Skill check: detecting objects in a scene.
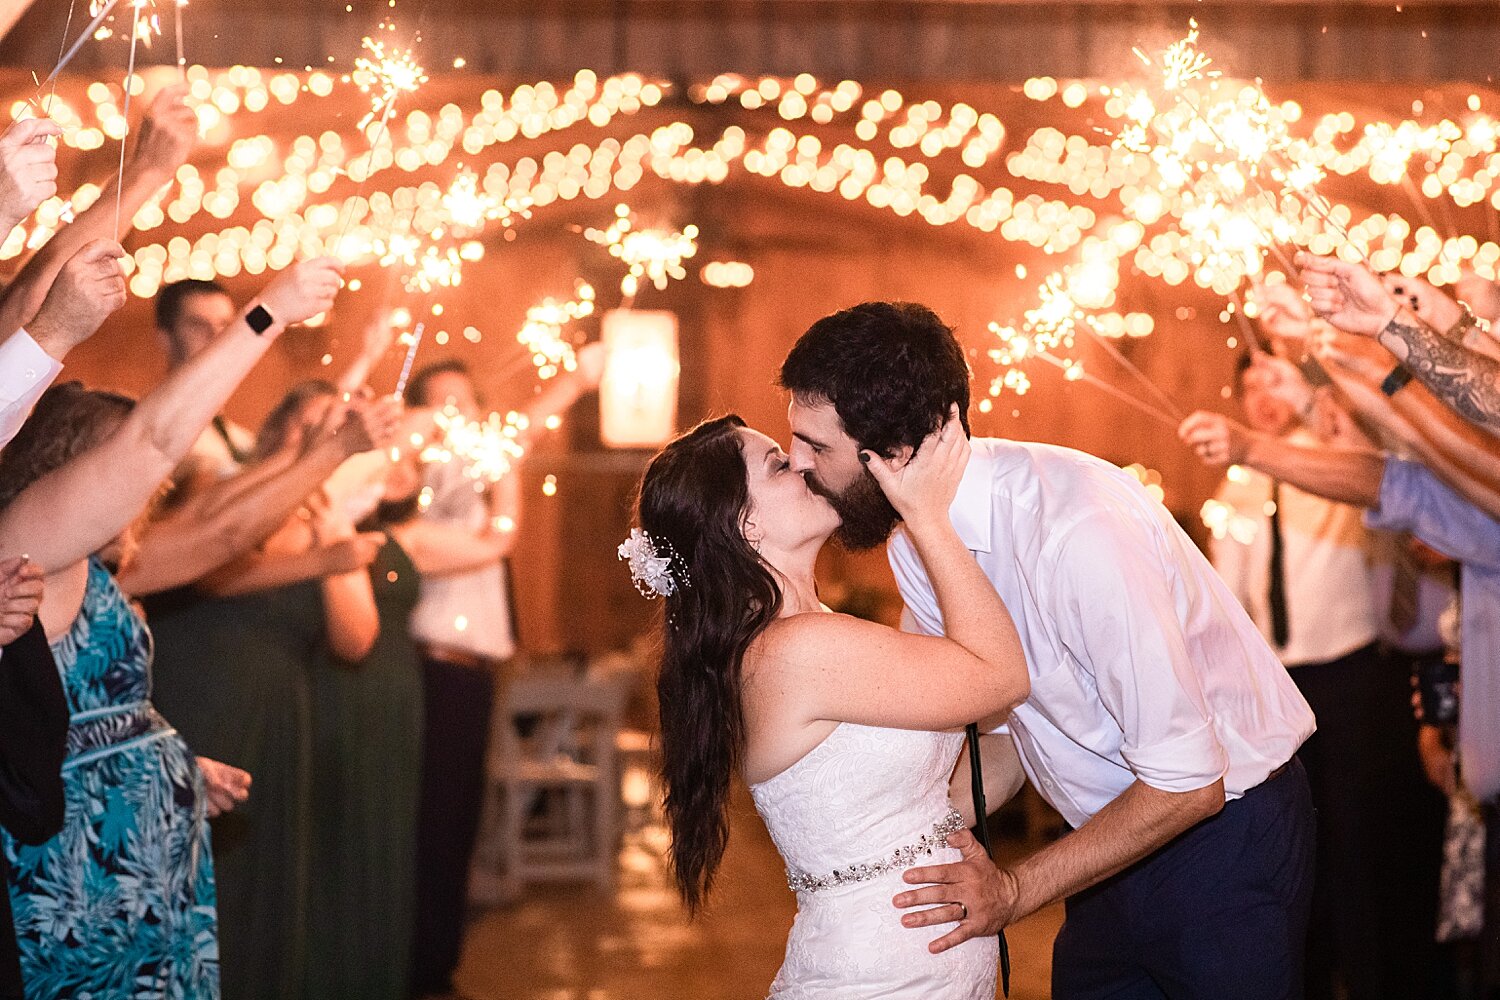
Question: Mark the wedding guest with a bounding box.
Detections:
[148,380,387,1000]
[0,255,340,998]
[306,447,427,1000]
[403,351,601,997]
[1201,351,1445,999]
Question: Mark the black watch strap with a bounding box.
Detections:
[1380,366,1413,397]
[245,304,275,335]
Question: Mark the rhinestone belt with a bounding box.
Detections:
[784,809,967,893]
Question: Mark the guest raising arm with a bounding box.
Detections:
[0,118,60,238]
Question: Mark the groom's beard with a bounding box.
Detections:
[805,469,902,551]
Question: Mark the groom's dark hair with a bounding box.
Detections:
[779,301,971,456]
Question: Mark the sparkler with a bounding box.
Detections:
[515,281,595,379]
[585,204,699,302]
[113,0,145,238]
[394,322,425,399]
[420,406,527,485]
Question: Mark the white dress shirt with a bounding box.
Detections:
[1207,431,1381,666]
[889,438,1315,829]
[408,457,516,662]
[0,330,62,451]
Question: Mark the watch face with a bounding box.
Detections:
[247,305,273,333]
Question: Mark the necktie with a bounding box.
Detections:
[1268,481,1290,648]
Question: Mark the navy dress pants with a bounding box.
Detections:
[1053,759,1316,1000]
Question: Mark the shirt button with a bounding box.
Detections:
[24,368,36,380]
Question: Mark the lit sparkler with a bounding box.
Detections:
[516,281,595,379]
[352,32,428,132]
[585,204,699,299]
[420,406,527,484]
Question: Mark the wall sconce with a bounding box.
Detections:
[600,308,680,448]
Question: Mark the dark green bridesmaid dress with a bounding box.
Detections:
[145,577,326,1000]
[305,537,424,1000]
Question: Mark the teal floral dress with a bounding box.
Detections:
[1,559,219,999]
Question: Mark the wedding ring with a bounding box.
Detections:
[955,901,968,922]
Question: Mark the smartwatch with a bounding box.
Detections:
[1380,366,1413,397]
[245,304,275,335]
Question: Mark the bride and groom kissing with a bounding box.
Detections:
[621,301,1316,1000]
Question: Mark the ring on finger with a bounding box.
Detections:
[955,901,968,922]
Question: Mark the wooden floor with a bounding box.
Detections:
[454,789,1064,1000]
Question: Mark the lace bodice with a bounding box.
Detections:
[747,723,997,1000]
[750,723,965,878]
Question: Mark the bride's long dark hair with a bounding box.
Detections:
[637,415,783,913]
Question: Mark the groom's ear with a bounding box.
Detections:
[886,443,916,470]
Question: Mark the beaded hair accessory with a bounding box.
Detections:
[617,527,689,599]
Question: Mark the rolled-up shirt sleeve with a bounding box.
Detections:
[0,330,63,450]
[1050,510,1229,794]
[887,528,944,637]
[1367,458,1500,572]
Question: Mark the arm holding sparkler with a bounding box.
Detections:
[0,86,196,341]
[0,256,343,571]
[305,488,380,663]
[198,532,384,598]
[1299,253,1500,434]
[1177,410,1385,509]
[1315,337,1500,522]
[509,341,606,451]
[0,118,61,237]
[338,309,400,396]
[120,397,401,596]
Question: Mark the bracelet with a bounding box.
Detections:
[1380,366,1413,397]
[1447,300,1492,346]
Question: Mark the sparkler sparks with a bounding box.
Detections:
[420,406,527,484]
[585,204,699,298]
[516,282,595,379]
[352,32,427,131]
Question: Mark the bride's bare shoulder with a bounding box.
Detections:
[748,611,885,673]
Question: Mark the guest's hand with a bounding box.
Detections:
[1296,253,1401,339]
[26,239,127,358]
[253,257,345,329]
[1178,411,1251,467]
[0,118,61,233]
[323,532,385,575]
[1311,327,1392,384]
[340,394,404,456]
[195,757,251,818]
[576,341,607,389]
[862,405,969,526]
[894,828,1020,954]
[1417,726,1456,798]
[128,85,198,181]
[0,556,43,646]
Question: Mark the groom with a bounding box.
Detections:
[781,301,1317,999]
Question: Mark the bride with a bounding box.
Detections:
[623,407,1029,998]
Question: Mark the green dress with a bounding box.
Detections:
[305,538,424,1000]
[146,578,324,1000]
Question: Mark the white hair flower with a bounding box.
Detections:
[617,527,686,599]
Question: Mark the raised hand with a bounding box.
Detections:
[129,84,198,180]
[1296,252,1401,338]
[0,118,61,233]
[26,239,127,357]
[336,394,404,457]
[0,555,43,646]
[194,757,251,817]
[576,341,607,389]
[1178,410,1251,467]
[323,531,385,575]
[254,257,345,328]
[861,405,970,525]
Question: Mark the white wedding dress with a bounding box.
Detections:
[749,723,999,999]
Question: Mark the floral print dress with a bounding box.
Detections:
[1,558,218,999]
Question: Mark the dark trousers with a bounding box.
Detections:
[409,656,498,997]
[1053,758,1316,1000]
[1292,644,1448,1000]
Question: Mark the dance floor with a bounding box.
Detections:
[454,788,1064,1000]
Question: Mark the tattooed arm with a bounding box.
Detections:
[1297,252,1500,432]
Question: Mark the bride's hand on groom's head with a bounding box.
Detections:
[861,405,969,525]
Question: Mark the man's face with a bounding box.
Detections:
[161,291,236,366]
[1238,359,1302,436]
[786,396,901,550]
[424,371,481,420]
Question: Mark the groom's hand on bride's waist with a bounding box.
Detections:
[893,828,1019,954]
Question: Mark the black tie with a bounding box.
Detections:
[1268,481,1290,648]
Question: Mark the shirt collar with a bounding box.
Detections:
[948,442,993,554]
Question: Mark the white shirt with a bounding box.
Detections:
[0,330,62,451]
[889,438,1315,829]
[1207,431,1381,666]
[408,458,516,661]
